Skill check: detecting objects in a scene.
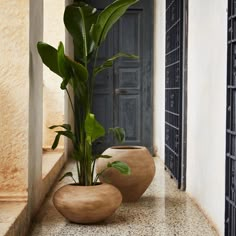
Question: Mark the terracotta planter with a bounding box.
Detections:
[53,183,122,224]
[96,146,155,202]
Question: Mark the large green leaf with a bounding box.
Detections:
[85,113,105,144]
[57,42,71,89]
[64,2,98,63]
[37,42,61,77]
[92,0,139,46]
[58,42,89,90]
[107,161,131,175]
[37,42,88,92]
[95,52,139,76]
[66,55,88,84]
[109,127,125,143]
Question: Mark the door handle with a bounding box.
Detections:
[115,88,128,95]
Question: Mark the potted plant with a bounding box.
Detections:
[37,0,139,224]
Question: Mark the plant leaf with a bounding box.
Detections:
[59,172,74,182]
[64,2,98,63]
[95,52,139,76]
[56,131,76,143]
[85,113,105,144]
[92,0,139,46]
[109,127,125,143]
[107,161,131,175]
[66,55,88,84]
[37,42,61,77]
[37,41,88,92]
[51,130,76,150]
[49,124,71,131]
[51,133,60,150]
[94,154,112,160]
[58,41,89,90]
[57,42,71,89]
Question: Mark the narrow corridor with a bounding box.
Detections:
[29,158,218,236]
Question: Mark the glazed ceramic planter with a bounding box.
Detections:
[96,146,155,202]
[53,183,122,224]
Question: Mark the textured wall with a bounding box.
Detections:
[0,0,29,199]
[43,0,65,149]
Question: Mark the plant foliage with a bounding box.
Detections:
[37,0,139,186]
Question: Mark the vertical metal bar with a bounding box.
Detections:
[181,0,188,191]
[165,0,185,189]
[226,0,236,235]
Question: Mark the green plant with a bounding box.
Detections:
[37,0,139,186]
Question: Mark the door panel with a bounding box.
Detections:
[118,68,140,89]
[118,11,141,56]
[92,30,114,150]
[118,95,141,143]
[114,9,143,147]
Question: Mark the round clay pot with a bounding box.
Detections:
[53,183,122,224]
[96,146,155,202]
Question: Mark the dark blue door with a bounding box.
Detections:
[89,0,154,152]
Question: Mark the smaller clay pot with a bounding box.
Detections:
[96,146,155,202]
[53,183,122,224]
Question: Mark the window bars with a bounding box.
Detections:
[165,0,183,189]
[225,1,236,235]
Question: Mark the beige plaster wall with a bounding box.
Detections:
[43,0,65,149]
[0,0,29,200]
[0,1,68,234]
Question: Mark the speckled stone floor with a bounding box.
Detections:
[29,158,219,236]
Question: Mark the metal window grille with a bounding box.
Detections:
[165,0,183,188]
[225,1,236,235]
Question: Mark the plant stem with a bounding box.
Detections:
[66,88,75,116]
[66,87,82,184]
[76,160,80,183]
[91,158,96,182]
[71,175,77,184]
[90,48,99,107]
[93,167,108,185]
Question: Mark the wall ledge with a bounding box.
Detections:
[0,195,27,202]
[0,202,27,236]
[0,151,67,236]
[42,151,64,179]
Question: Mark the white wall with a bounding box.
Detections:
[154,0,227,234]
[187,0,227,235]
[154,0,165,160]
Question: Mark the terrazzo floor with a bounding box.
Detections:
[29,157,219,236]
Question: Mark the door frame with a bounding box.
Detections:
[86,0,154,153]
